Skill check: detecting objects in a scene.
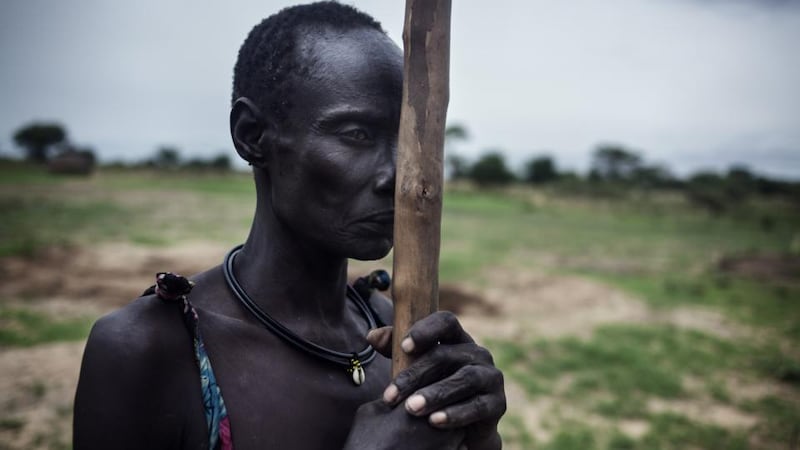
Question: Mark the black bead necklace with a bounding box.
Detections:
[222,244,377,385]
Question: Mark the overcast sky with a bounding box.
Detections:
[1,0,799,178]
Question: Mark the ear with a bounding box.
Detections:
[230,97,276,168]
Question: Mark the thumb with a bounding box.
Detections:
[366,326,393,357]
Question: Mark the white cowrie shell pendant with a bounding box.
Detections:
[352,366,366,385]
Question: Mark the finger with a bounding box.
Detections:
[403,365,502,417]
[403,311,474,355]
[427,392,507,429]
[366,326,393,357]
[388,344,494,404]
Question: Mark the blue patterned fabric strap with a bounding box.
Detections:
[153,272,233,450]
[181,297,233,450]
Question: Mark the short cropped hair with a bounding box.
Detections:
[232,1,384,122]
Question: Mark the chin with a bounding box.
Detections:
[349,238,393,261]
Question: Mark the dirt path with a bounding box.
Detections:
[0,244,774,449]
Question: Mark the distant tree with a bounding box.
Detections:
[523,155,558,184]
[469,151,515,186]
[446,154,470,180]
[686,171,727,214]
[444,123,470,180]
[630,164,675,189]
[590,145,641,181]
[184,158,210,169]
[754,176,796,197]
[184,153,232,170]
[725,165,756,198]
[12,122,67,163]
[210,154,232,170]
[445,123,469,142]
[153,146,181,169]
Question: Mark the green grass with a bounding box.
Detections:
[0,160,65,185]
[522,416,750,450]
[541,426,597,450]
[489,324,750,419]
[440,186,799,447]
[440,190,534,280]
[638,413,749,450]
[2,162,799,448]
[0,163,255,256]
[596,274,800,341]
[0,307,93,347]
[489,322,800,448]
[742,396,800,446]
[0,196,130,257]
[440,185,798,284]
[0,417,26,432]
[99,168,256,195]
[499,415,536,448]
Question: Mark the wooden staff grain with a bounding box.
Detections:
[392,0,452,377]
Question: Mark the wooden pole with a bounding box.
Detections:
[392,0,452,377]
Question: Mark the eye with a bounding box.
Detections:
[340,128,373,143]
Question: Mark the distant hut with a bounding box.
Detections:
[48,148,96,175]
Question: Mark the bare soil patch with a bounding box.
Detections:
[718,253,800,283]
[0,241,231,310]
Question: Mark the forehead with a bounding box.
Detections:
[297,26,402,79]
[288,27,403,114]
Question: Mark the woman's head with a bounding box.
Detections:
[230,3,403,261]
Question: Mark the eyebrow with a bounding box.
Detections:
[314,105,390,129]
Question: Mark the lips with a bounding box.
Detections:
[356,210,394,236]
[363,210,394,224]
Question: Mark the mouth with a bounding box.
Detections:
[355,210,395,236]
[361,210,395,225]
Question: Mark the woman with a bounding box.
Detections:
[74,3,505,449]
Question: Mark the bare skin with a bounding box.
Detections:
[74,25,504,450]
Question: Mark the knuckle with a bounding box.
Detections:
[438,311,460,331]
[473,395,490,418]
[471,345,494,365]
[499,395,508,416]
[459,364,482,382]
[423,384,448,406]
[466,364,499,392]
[488,366,504,388]
[395,366,419,390]
[485,387,507,418]
[420,345,449,369]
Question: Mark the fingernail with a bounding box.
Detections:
[401,337,415,353]
[430,411,448,425]
[405,394,426,413]
[366,328,378,340]
[383,384,398,404]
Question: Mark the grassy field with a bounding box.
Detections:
[0,161,798,449]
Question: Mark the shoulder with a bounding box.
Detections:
[86,294,191,363]
[74,295,205,449]
[77,294,198,399]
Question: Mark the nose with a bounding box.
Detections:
[373,140,396,195]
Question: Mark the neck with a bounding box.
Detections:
[233,191,350,324]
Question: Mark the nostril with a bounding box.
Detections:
[374,169,395,194]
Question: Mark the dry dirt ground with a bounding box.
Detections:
[0,243,786,449]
